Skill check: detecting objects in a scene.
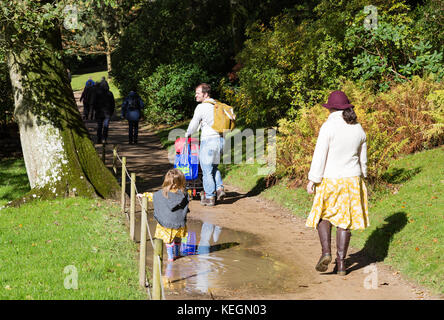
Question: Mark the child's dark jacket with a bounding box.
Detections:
[153,190,189,229]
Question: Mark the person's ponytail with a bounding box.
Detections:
[342,108,358,124]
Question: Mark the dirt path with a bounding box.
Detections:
[75,91,440,300]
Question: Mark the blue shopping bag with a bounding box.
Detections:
[180,231,197,256]
[174,140,198,180]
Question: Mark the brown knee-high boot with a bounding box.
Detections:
[315,219,332,272]
[336,227,351,275]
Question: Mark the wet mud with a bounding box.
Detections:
[143,216,302,299]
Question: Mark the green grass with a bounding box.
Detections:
[351,147,444,293]
[0,159,147,300]
[71,70,121,102]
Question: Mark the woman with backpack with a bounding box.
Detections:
[121,90,144,144]
[305,90,369,276]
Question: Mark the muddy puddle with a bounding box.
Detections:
[143,214,302,299]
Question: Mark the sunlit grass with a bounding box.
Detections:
[71,70,121,102]
[0,159,147,300]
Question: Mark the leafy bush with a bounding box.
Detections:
[231,11,349,127]
[111,0,233,97]
[138,63,209,125]
[221,1,443,129]
[276,76,444,185]
[345,3,443,91]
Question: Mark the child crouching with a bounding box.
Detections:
[152,168,189,262]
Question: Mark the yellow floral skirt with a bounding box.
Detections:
[154,223,188,244]
[306,176,370,230]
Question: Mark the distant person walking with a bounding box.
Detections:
[121,90,144,144]
[80,77,95,120]
[305,90,369,276]
[185,83,226,207]
[85,76,95,88]
[91,80,115,144]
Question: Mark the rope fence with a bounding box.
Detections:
[110,144,166,300]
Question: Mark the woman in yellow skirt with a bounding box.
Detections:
[150,168,189,262]
[306,90,369,276]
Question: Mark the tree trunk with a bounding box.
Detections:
[106,49,112,76]
[102,29,112,77]
[6,26,120,203]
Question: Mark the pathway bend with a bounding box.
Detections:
[75,91,440,300]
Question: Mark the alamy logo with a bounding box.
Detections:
[64,265,78,290]
[363,263,378,289]
[63,5,79,30]
[364,5,378,30]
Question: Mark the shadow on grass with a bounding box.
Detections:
[381,167,421,184]
[0,159,30,203]
[345,211,408,275]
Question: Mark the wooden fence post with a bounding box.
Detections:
[130,172,136,241]
[113,145,118,175]
[139,197,148,287]
[120,156,127,215]
[153,238,163,300]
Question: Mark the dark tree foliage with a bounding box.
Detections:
[111,0,307,123]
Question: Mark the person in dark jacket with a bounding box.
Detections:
[121,90,144,144]
[139,168,189,262]
[80,78,95,120]
[91,80,115,144]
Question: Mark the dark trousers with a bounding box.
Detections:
[83,103,90,119]
[83,103,94,120]
[97,117,110,142]
[129,120,139,143]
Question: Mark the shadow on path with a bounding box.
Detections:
[344,211,408,275]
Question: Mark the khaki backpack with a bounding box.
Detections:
[205,99,236,134]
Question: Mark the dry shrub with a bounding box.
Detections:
[277,76,444,185]
[348,76,444,154]
[276,104,327,186]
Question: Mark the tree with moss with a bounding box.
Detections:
[0,0,120,203]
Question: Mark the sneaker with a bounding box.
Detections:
[216,187,226,201]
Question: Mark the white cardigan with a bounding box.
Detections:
[308,111,367,183]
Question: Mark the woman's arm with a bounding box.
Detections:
[360,140,368,178]
[308,124,330,184]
